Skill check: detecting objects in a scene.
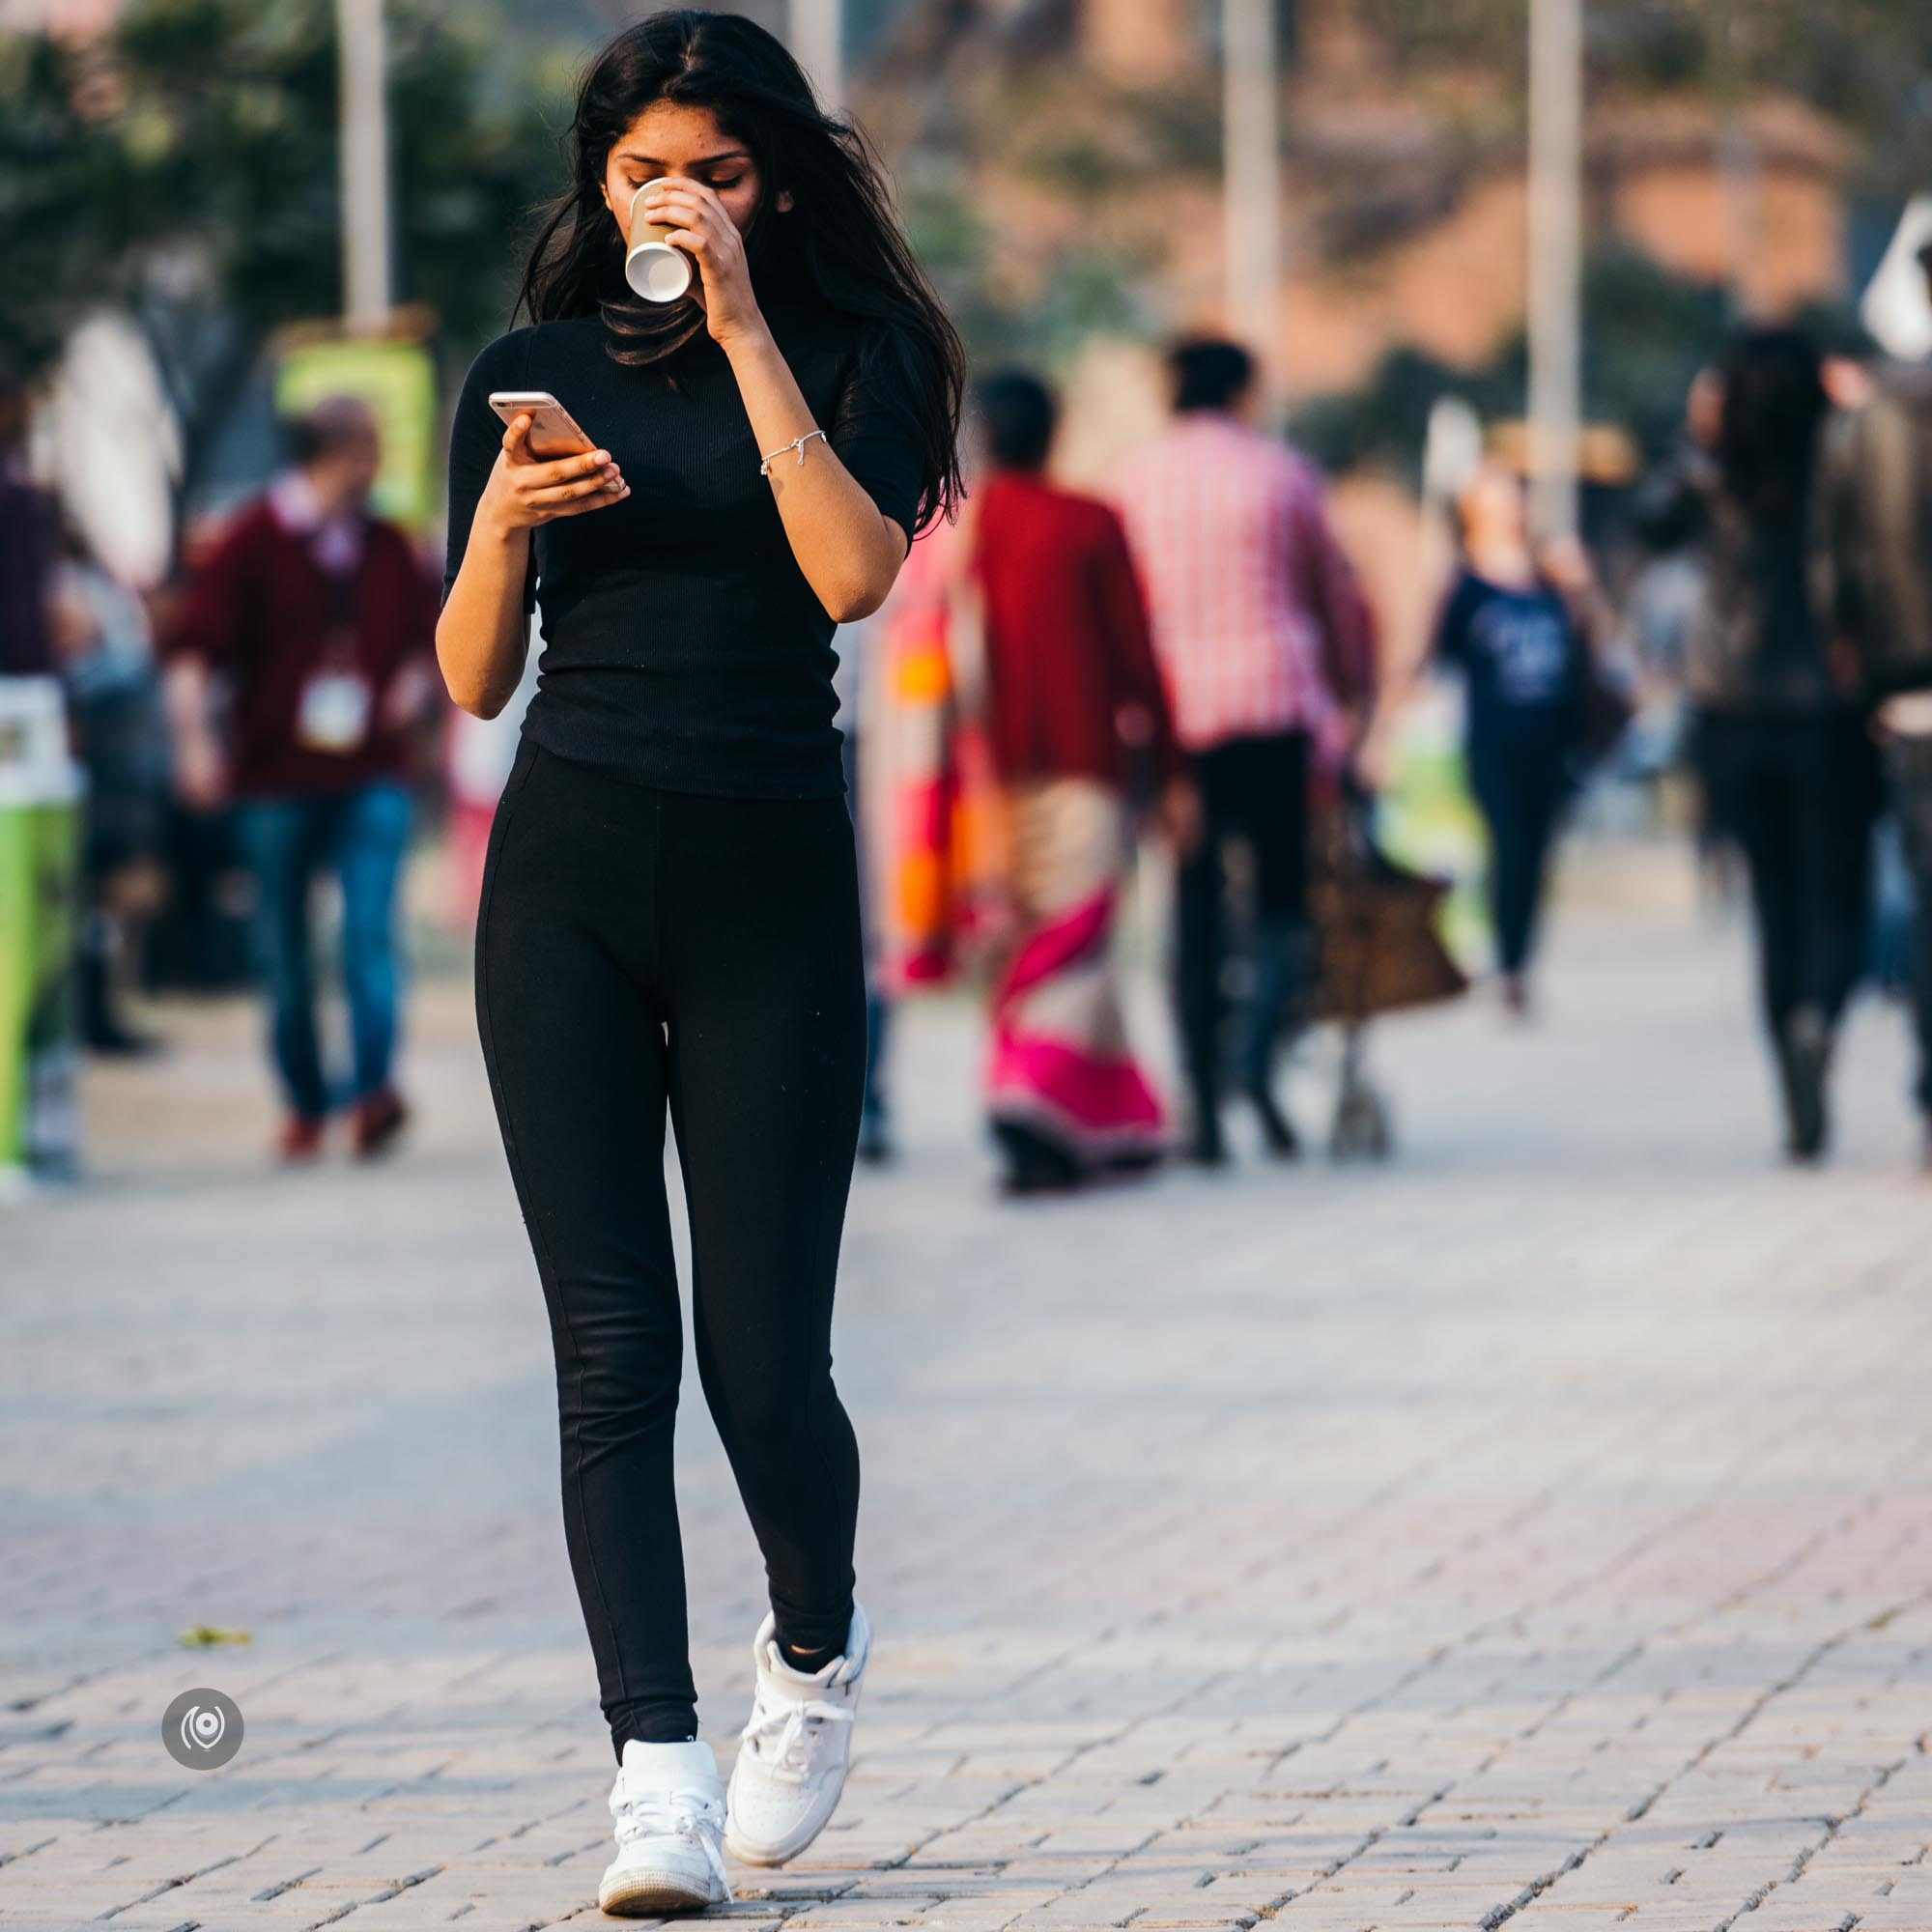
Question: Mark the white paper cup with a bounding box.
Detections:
[624,178,694,302]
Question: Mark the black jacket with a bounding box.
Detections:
[1816,362,1932,703]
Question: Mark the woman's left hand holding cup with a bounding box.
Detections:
[638,178,766,350]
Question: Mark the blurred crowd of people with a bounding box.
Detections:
[6,237,1932,1181]
[0,368,441,1162]
[914,338,1379,1189]
[848,254,1932,1184]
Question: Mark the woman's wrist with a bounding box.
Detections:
[717,315,777,362]
[473,499,535,547]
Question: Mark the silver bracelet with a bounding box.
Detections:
[759,429,828,476]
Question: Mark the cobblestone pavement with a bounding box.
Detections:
[5,866,1932,1932]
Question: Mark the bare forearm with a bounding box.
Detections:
[162,656,212,740]
[722,324,905,622]
[163,656,226,806]
[438,516,532,719]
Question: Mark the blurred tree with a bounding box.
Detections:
[885,41,1216,381]
[0,30,118,384]
[0,0,571,521]
[901,166,1155,379]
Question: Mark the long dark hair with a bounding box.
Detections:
[519,9,963,538]
[1715,327,1828,530]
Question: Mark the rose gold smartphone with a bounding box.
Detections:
[488,390,597,461]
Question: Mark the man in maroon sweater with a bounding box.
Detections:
[0,361,57,677]
[166,397,439,1160]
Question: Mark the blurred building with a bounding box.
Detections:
[867,0,1853,401]
[1079,0,1192,85]
[1274,95,1845,398]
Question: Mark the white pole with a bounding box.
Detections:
[337,0,392,331]
[1716,8,1762,317]
[1223,0,1281,417]
[791,0,844,115]
[1527,0,1582,538]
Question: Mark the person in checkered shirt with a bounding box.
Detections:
[1110,337,1375,1166]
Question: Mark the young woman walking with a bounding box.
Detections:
[1432,461,1602,1015]
[437,12,961,1915]
[1688,329,1879,1160]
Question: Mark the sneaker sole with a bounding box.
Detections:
[724,1798,841,1869]
[724,1825,806,1868]
[598,1870,722,1916]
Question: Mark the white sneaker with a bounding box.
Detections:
[599,1738,732,1917]
[724,1604,870,1866]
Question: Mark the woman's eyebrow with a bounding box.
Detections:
[616,149,752,167]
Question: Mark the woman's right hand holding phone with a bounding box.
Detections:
[480,413,630,533]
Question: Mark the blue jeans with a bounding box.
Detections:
[236,782,412,1120]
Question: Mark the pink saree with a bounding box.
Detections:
[985,779,1166,1173]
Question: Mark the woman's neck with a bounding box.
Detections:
[1467,540,1537,591]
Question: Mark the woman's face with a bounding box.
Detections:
[597,100,791,246]
[1461,463,1528,551]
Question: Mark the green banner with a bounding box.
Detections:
[274,337,439,533]
[0,785,82,1178]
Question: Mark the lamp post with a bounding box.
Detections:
[1223,0,1282,419]
[1527,0,1582,539]
[336,0,392,331]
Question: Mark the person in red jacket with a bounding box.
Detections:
[965,370,1199,1193]
[166,397,439,1160]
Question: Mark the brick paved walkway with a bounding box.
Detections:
[5,867,1932,1932]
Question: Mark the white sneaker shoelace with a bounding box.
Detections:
[738,1688,855,1786]
[610,1780,733,1897]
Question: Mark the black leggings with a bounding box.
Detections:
[1469,739,1573,978]
[476,740,866,1756]
[1696,709,1878,1037]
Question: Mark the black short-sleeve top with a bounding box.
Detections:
[442,287,924,799]
[1433,568,1585,757]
